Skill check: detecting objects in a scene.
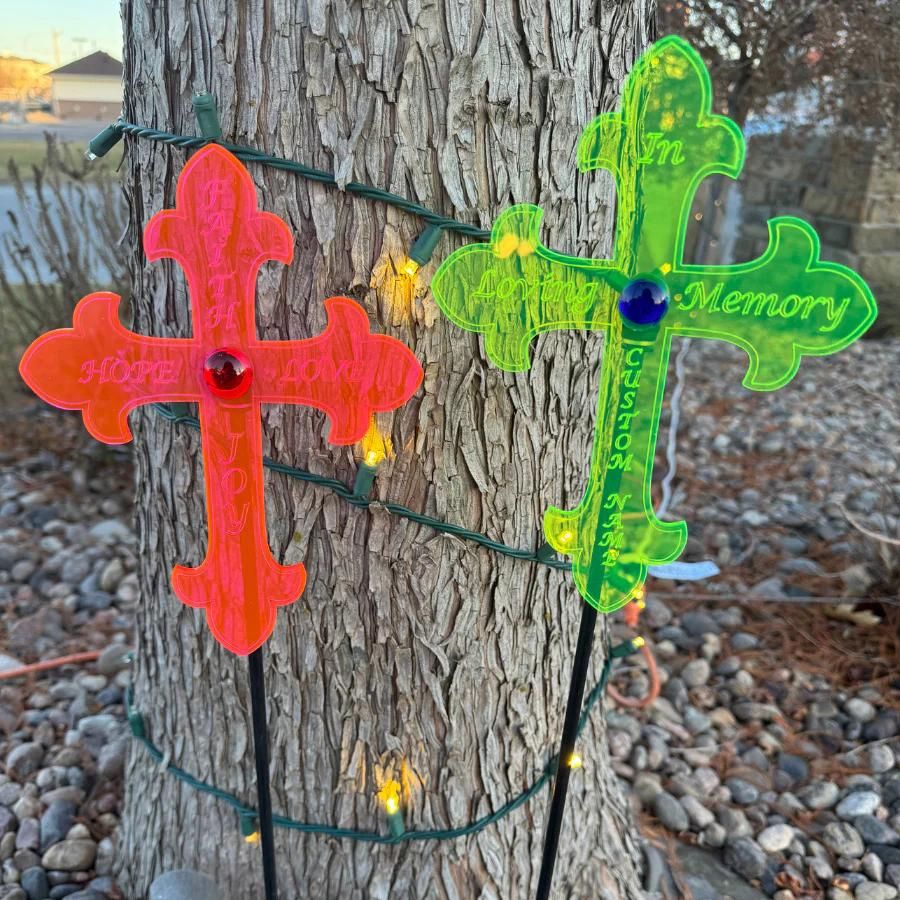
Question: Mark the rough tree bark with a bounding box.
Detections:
[119,2,653,897]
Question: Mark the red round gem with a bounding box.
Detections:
[203,348,253,398]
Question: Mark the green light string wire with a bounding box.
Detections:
[153,403,571,571]
[125,639,640,843]
[94,115,626,291]
[109,118,491,240]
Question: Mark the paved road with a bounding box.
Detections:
[0,119,104,145]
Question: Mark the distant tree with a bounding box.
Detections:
[658,0,900,128]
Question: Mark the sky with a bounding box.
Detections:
[0,0,121,65]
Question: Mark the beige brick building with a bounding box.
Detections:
[730,131,899,332]
[48,51,122,120]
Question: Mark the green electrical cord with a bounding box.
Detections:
[126,638,640,843]
[107,118,491,241]
[153,404,571,572]
[90,115,625,295]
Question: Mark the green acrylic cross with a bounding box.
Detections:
[431,35,877,615]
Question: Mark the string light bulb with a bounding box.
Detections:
[239,813,260,844]
[536,527,574,562]
[361,420,388,465]
[495,233,520,258]
[353,421,389,498]
[377,779,405,837]
[516,238,536,257]
[401,224,444,276]
[568,752,583,769]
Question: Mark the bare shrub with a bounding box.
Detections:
[1,134,128,382]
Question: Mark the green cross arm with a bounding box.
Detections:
[430,205,624,372]
[666,218,876,390]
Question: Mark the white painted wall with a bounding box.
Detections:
[50,75,122,106]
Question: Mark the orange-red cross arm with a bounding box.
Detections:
[18,292,200,443]
[255,297,423,444]
[18,145,423,655]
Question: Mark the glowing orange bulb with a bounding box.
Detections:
[377,779,402,817]
[401,258,420,277]
[516,239,536,257]
[360,420,389,468]
[632,586,646,610]
[244,831,260,845]
[495,233,520,258]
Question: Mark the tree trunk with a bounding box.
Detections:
[119,2,653,897]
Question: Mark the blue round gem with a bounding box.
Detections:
[618,278,669,326]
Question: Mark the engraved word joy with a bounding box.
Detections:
[19,145,423,655]
[432,35,876,614]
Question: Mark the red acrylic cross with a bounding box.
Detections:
[19,145,423,655]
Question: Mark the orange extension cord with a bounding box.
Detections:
[0,651,102,681]
[608,597,661,709]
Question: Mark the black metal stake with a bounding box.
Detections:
[536,605,599,900]
[248,647,278,900]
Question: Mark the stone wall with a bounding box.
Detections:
[730,131,899,332]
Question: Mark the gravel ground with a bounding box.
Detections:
[0,414,133,900]
[0,335,897,900]
[616,336,900,900]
